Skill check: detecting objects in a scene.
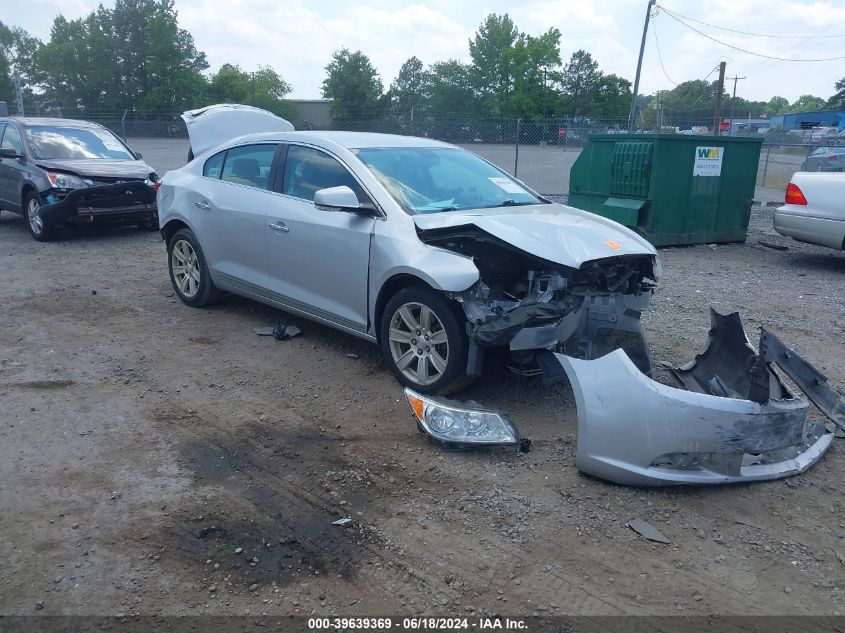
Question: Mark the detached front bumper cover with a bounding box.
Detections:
[558,309,836,486]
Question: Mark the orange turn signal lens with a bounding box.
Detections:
[785,183,807,206]
[406,392,425,422]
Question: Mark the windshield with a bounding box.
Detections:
[352,147,542,214]
[24,125,135,160]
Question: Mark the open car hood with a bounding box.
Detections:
[181,104,294,156]
[412,203,656,269]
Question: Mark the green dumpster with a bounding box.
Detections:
[567,133,763,246]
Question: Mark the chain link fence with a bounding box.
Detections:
[56,110,839,199]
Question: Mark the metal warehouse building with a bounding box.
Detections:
[770,110,845,130]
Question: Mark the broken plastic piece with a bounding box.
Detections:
[254,324,301,340]
[627,518,671,544]
[332,518,352,526]
[557,309,834,486]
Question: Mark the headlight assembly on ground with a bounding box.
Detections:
[404,388,520,449]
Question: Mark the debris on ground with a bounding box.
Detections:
[254,324,302,340]
[346,353,359,359]
[759,240,789,251]
[332,517,352,526]
[627,518,671,544]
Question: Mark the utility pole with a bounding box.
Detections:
[727,75,746,135]
[713,61,726,136]
[251,72,256,106]
[13,70,24,116]
[628,0,657,132]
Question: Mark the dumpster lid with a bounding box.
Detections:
[600,197,647,226]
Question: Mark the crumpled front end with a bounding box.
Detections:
[38,181,158,229]
[425,224,658,375]
[558,310,835,486]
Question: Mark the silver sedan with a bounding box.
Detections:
[157,131,659,394]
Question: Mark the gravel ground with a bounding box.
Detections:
[0,205,843,618]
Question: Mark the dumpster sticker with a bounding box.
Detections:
[693,146,723,177]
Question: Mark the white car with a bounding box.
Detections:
[157,128,660,394]
[775,172,845,251]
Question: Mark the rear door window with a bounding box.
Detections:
[203,150,225,178]
[220,144,277,190]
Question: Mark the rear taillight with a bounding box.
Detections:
[151,181,161,191]
[785,182,807,205]
[828,155,838,161]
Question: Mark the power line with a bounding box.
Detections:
[658,5,845,39]
[651,15,678,85]
[659,9,845,62]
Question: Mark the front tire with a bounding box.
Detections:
[167,228,222,307]
[380,286,470,395]
[25,192,55,242]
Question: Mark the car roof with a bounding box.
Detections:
[226,130,456,150]
[1,117,106,129]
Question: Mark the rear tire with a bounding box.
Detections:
[24,192,55,242]
[380,286,472,395]
[167,227,222,307]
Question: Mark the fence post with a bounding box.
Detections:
[121,108,128,142]
[514,118,522,177]
[761,144,771,187]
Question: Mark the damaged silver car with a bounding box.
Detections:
[159,130,659,394]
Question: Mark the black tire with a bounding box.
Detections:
[380,286,472,395]
[24,191,56,242]
[167,227,222,307]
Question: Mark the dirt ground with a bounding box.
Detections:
[0,205,843,618]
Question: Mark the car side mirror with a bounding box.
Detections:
[314,186,374,215]
[0,147,23,160]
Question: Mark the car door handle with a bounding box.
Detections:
[269,221,289,233]
[195,200,211,210]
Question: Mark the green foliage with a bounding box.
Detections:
[764,96,790,117]
[321,48,384,118]
[590,74,632,118]
[424,60,476,116]
[828,77,845,109]
[0,20,42,112]
[207,64,293,118]
[561,50,600,114]
[390,56,427,116]
[790,94,827,113]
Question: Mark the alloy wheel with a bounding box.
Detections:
[388,301,449,386]
[171,239,201,298]
[27,198,42,235]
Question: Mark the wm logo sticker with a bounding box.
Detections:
[697,148,721,159]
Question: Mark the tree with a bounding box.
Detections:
[561,50,600,114]
[207,64,293,118]
[37,0,207,114]
[764,96,789,117]
[468,14,520,117]
[390,56,428,117]
[425,60,476,116]
[658,79,725,125]
[321,48,384,119]
[0,21,42,113]
[790,94,826,113]
[590,74,631,118]
[828,77,845,109]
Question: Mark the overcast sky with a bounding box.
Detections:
[7,0,845,103]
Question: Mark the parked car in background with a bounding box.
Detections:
[801,146,845,172]
[775,172,845,251]
[158,130,660,394]
[0,117,159,241]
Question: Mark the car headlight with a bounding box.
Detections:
[404,388,520,449]
[652,253,663,281]
[46,172,91,190]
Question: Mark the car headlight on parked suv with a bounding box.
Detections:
[404,388,520,449]
[46,172,91,190]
